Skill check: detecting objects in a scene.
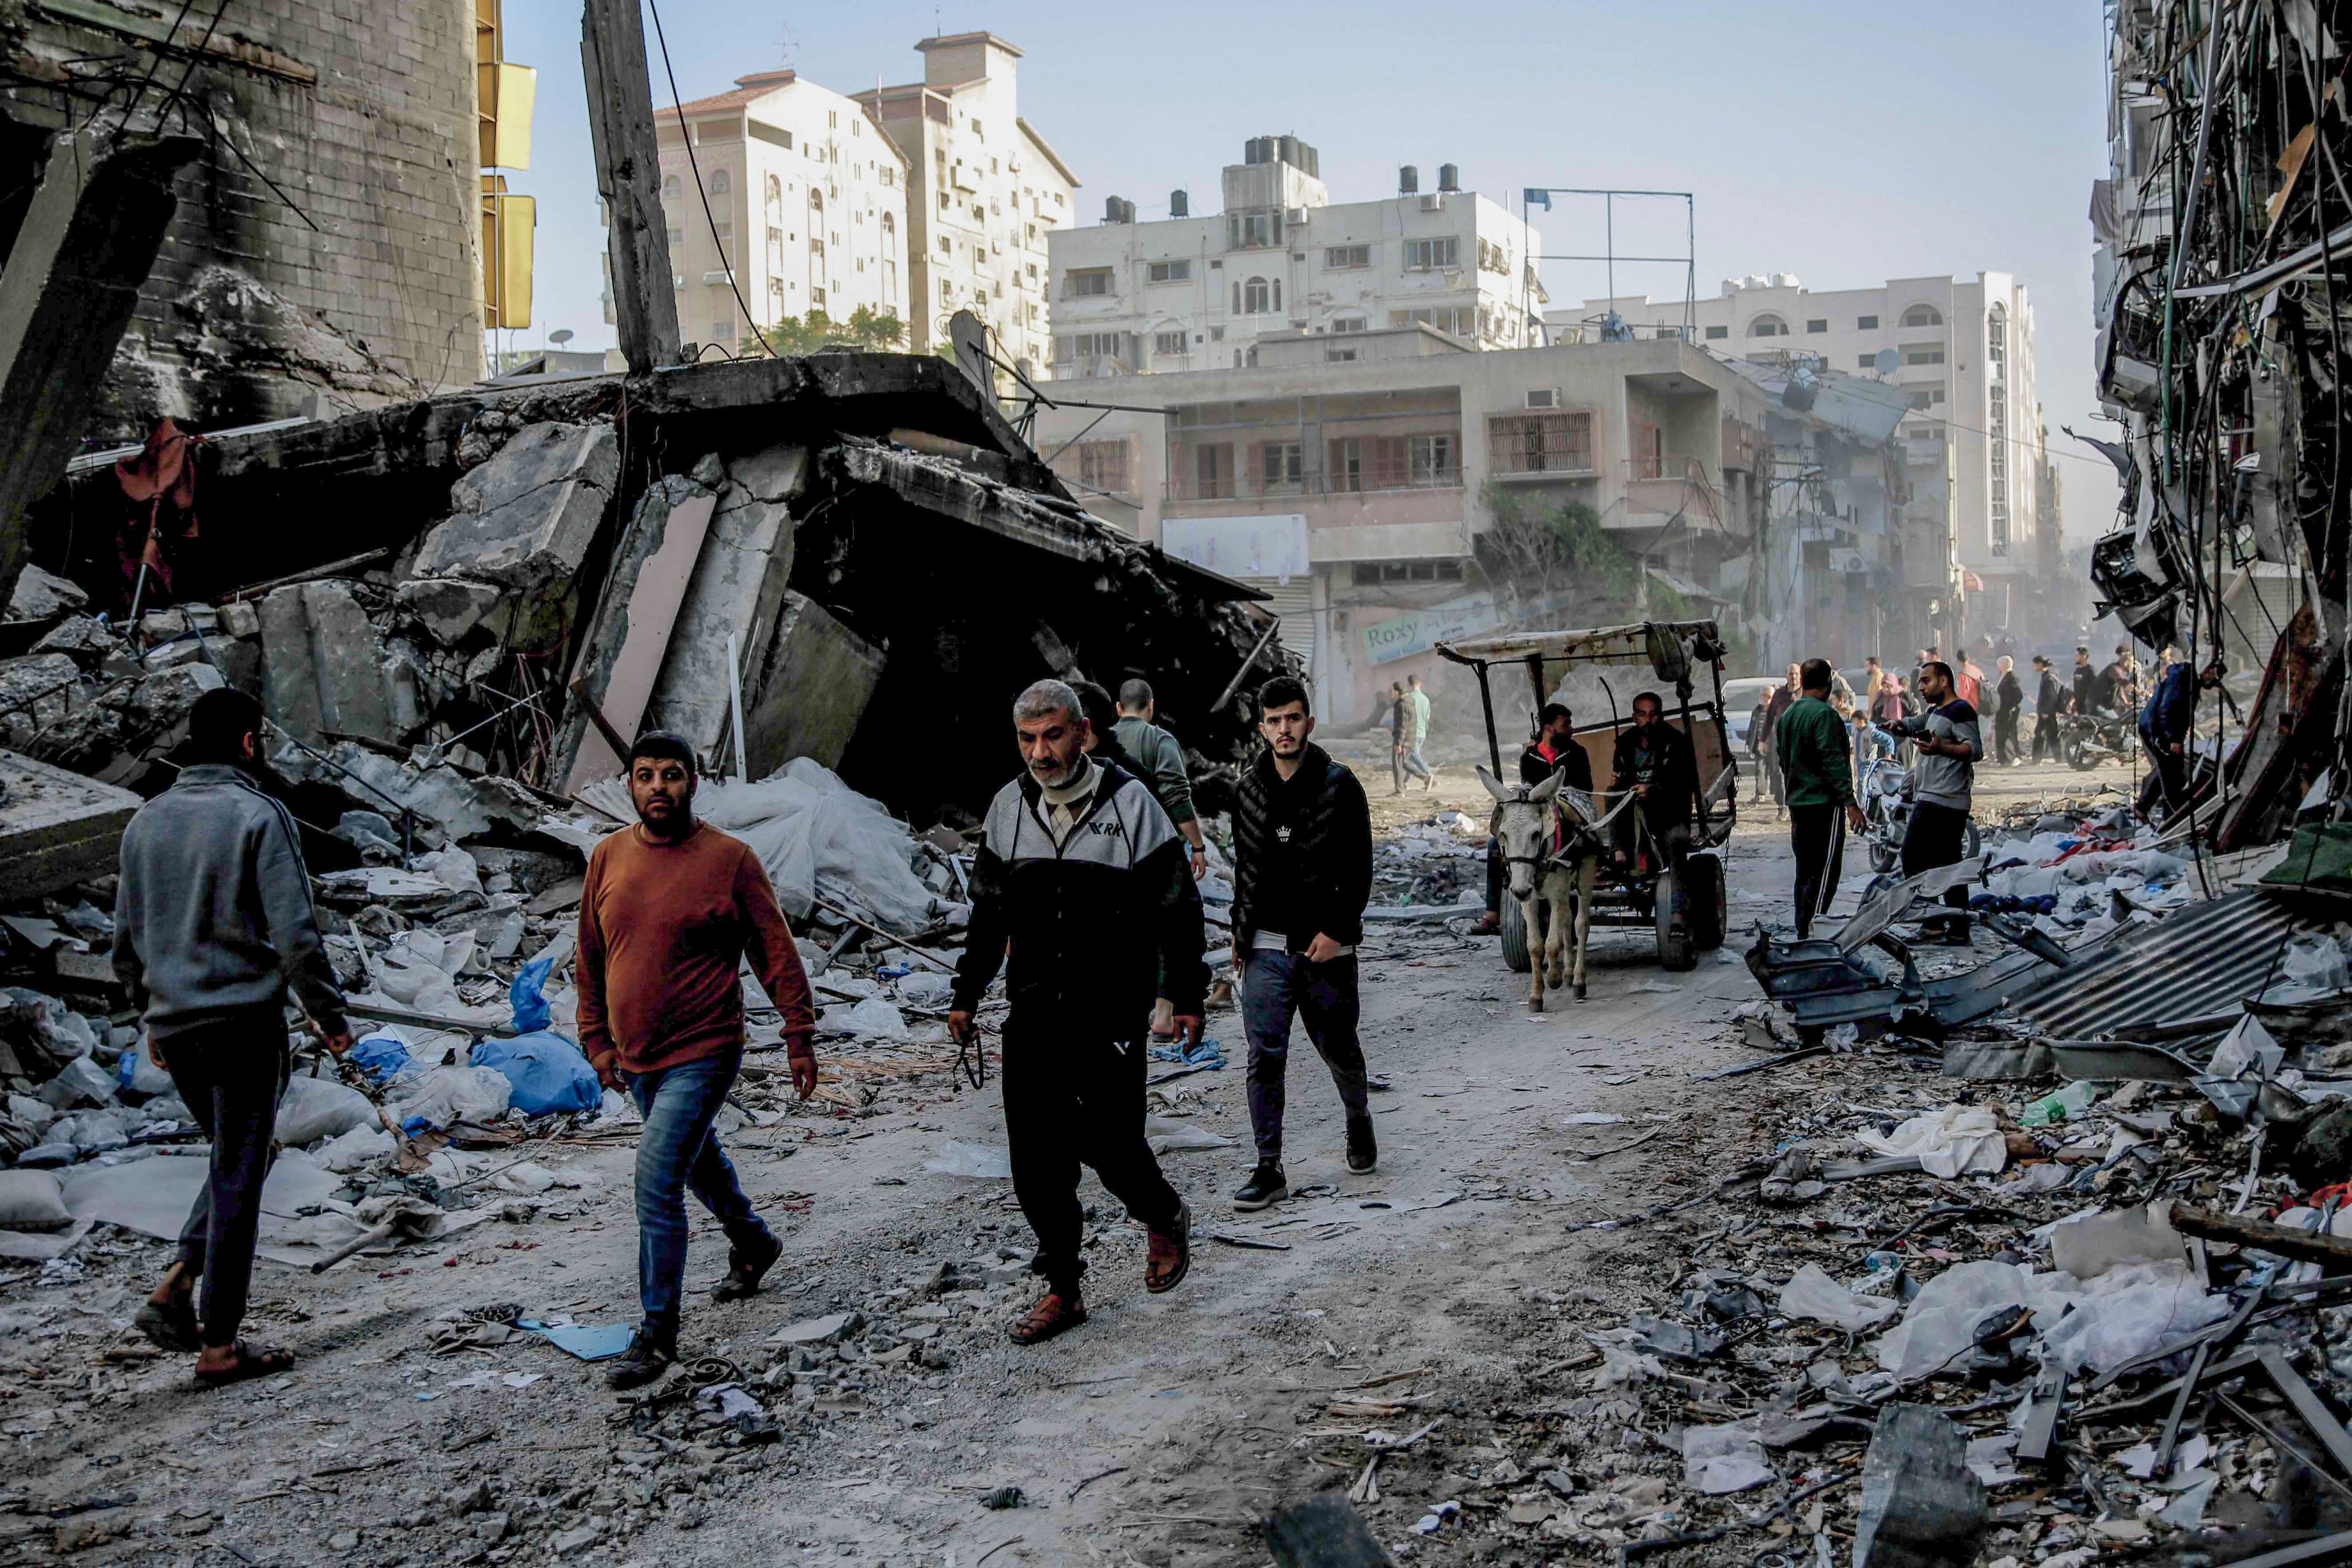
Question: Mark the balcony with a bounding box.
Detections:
[1165,466,1462,503]
[1615,456,1723,531]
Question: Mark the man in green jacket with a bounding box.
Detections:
[1114,680,1207,880]
[1776,659,1868,938]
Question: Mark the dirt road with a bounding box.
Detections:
[0,748,2139,1567]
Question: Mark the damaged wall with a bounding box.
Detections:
[0,0,483,441]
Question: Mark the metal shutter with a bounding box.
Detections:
[1253,579,1316,675]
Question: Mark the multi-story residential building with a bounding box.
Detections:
[853,33,1076,372]
[1045,140,1542,379]
[1029,329,1769,716]
[632,70,910,352]
[1562,273,2046,637]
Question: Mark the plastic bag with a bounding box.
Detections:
[347,1029,416,1087]
[2278,933,2352,994]
[843,998,909,1041]
[115,1036,174,1097]
[1854,1105,2008,1178]
[275,1074,376,1145]
[391,1065,512,1130]
[896,970,954,1006]
[668,760,942,938]
[470,1032,601,1117]
[1777,1263,1899,1332]
[1683,1421,1773,1494]
[319,1123,396,1173]
[922,1140,1012,1179]
[510,955,554,1034]
[417,844,482,894]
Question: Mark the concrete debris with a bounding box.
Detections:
[259,580,407,746]
[408,420,619,651]
[1852,1406,1985,1568]
[7,563,86,621]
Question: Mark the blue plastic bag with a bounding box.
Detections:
[347,1031,414,1086]
[471,1030,601,1117]
[509,956,554,1034]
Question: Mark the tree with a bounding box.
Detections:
[752,307,908,356]
[1476,482,1639,609]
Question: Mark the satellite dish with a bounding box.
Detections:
[1873,348,1898,376]
[550,329,575,346]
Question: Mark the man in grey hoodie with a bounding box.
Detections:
[1883,660,1983,944]
[113,688,353,1386]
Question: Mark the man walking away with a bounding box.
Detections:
[1114,680,1211,881]
[2031,655,2063,762]
[1994,656,2024,766]
[1762,667,1797,817]
[1954,647,1985,709]
[1608,691,1700,871]
[1774,661,1867,940]
[1884,661,1982,944]
[949,681,1205,1344]
[115,689,355,1386]
[1230,676,1375,1210]
[1404,673,1435,789]
[2139,645,2198,819]
[1389,681,1429,792]
[2107,645,2141,716]
[579,732,819,1390]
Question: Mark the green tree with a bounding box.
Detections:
[1477,481,1640,608]
[753,307,909,356]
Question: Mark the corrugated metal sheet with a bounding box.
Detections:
[2004,887,2312,1037]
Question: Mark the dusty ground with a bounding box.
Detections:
[0,746,2141,1568]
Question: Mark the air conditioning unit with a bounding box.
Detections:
[1418,194,1443,212]
[1525,388,1558,410]
[1285,207,1309,226]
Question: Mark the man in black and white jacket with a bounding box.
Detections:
[1883,660,1984,944]
[949,679,1207,1346]
[1228,676,1375,1212]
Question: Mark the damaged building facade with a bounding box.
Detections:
[0,0,489,443]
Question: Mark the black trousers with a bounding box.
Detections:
[1001,1021,1182,1297]
[1995,710,2021,764]
[2031,715,2060,761]
[164,1010,289,1350]
[1789,804,1842,939]
[1902,801,1973,936]
[2141,740,2191,816]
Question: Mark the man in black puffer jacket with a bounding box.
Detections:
[950,679,1207,1346]
[1228,675,1374,1211]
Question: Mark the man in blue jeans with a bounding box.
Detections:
[578,732,819,1390]
[1228,676,1375,1210]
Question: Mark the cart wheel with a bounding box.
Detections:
[1499,895,1532,973]
[1654,865,1695,971]
[1964,822,1982,860]
[1684,854,1726,950]
[1868,834,1898,874]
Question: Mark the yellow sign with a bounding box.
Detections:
[478,61,535,170]
[482,180,534,329]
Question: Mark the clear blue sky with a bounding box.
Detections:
[500,0,2119,539]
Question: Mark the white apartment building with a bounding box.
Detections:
[853,33,1077,372]
[627,70,911,351]
[1560,273,2047,630]
[1045,140,1542,378]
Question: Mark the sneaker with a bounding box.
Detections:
[711,1229,783,1302]
[1146,1203,1191,1294]
[603,1330,676,1391]
[1009,1290,1086,1345]
[1232,1162,1287,1212]
[1346,1116,1378,1174]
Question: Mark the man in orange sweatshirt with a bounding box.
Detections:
[578,732,818,1389]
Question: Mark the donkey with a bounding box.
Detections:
[1479,764,1603,1009]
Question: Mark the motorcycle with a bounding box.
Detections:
[1859,739,1983,873]
[2060,710,2135,771]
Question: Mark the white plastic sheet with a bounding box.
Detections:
[276,1075,376,1145]
[1853,1104,2008,1178]
[391,1065,512,1128]
[1778,1263,1900,1332]
[923,1140,1012,1179]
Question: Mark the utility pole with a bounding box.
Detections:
[581,0,681,371]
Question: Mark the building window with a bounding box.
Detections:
[1351,560,1466,586]
[939,279,954,306]
[1988,302,2007,377]
[1908,391,1932,409]
[1325,244,1371,269]
[1326,348,1357,362]
[1258,442,1304,491]
[1067,268,1113,298]
[1858,355,1877,370]
[1330,315,1366,333]
[1806,319,1828,333]
[711,318,734,341]
[809,286,825,310]
[879,165,894,187]
[1408,433,1458,485]
[1630,421,1663,479]
[883,260,896,306]
[1703,325,1728,340]
[1227,209,1280,248]
[1146,259,1192,283]
[1904,348,1944,364]
[709,168,730,195]
[1064,332,1125,360]
[1403,237,1459,270]
[1328,438,1363,491]
[1193,443,1234,499]
[1073,440,1130,495]
[666,226,684,250]
[1901,304,1943,327]
[1239,276,1273,313]
[1478,238,1509,274]
[881,211,895,246]
[1857,314,1879,329]
[1988,376,2010,555]
[662,174,681,200]
[1747,316,1787,337]
[1487,412,1594,475]
[1154,330,1186,357]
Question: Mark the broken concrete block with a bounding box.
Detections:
[394,578,505,647]
[641,482,796,768]
[557,472,719,792]
[0,749,141,903]
[0,653,85,744]
[6,564,87,621]
[768,1311,861,1346]
[725,441,808,505]
[217,600,260,639]
[139,605,215,640]
[1852,1404,1985,1568]
[258,581,400,744]
[27,662,222,780]
[30,617,116,664]
[295,742,542,845]
[740,590,884,778]
[410,421,617,593]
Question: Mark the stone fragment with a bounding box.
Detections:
[1852,1404,1986,1568]
[410,421,616,592]
[257,580,400,744]
[640,481,795,768]
[8,564,87,620]
[739,590,884,778]
[217,599,260,639]
[725,440,808,504]
[768,1311,861,1346]
[30,617,116,663]
[28,663,222,779]
[0,749,142,904]
[0,653,84,744]
[393,578,506,646]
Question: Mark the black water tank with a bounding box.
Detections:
[1399,165,1419,194]
[1170,189,1188,218]
[1438,163,1460,192]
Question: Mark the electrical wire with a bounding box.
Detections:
[644,0,776,360]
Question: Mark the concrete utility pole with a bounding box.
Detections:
[581,0,681,372]
[0,128,199,608]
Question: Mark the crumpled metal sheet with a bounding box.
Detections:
[2003,887,2310,1039]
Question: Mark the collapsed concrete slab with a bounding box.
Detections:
[7,565,87,622]
[28,618,116,664]
[392,578,505,647]
[740,590,884,777]
[0,750,142,904]
[292,742,544,846]
[407,421,619,651]
[258,580,407,746]
[0,654,85,748]
[27,662,222,783]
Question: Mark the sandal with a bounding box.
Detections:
[133,1295,200,1354]
[1008,1291,1086,1345]
[192,1340,295,1388]
[1146,1204,1191,1295]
